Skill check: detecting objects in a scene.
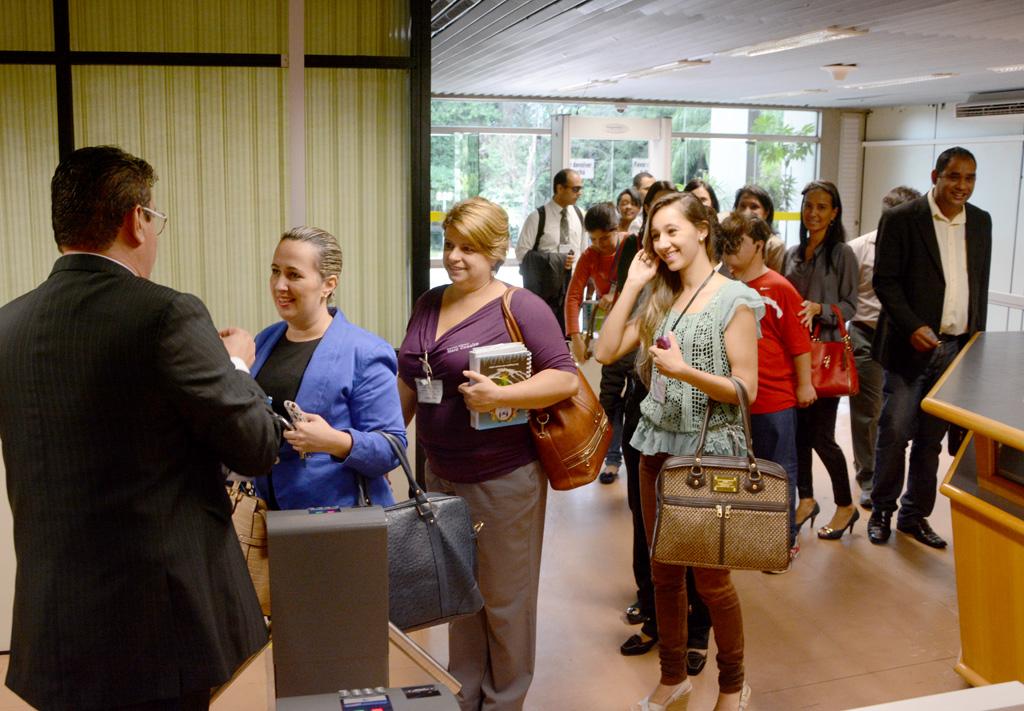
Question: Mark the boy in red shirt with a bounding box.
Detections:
[564,202,624,482]
[720,212,815,559]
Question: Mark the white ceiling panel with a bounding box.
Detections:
[431,0,1024,108]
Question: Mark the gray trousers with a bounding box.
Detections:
[849,322,883,490]
[426,460,548,711]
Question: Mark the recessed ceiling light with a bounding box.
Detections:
[842,72,956,90]
[723,26,867,57]
[988,64,1024,73]
[743,89,829,100]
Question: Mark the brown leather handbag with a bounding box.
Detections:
[501,288,612,490]
[227,481,271,616]
[652,377,791,572]
[810,304,859,397]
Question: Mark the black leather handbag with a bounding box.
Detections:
[363,433,484,631]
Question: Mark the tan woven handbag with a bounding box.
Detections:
[651,377,791,572]
[227,481,271,616]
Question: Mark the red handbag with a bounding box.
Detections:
[810,305,859,398]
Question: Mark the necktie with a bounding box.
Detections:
[560,207,569,247]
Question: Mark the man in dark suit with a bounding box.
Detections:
[0,146,282,710]
[868,146,992,548]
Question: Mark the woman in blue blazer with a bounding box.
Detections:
[252,226,406,509]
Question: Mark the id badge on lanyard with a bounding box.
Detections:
[415,351,443,404]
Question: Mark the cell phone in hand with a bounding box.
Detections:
[284,400,308,424]
[273,413,295,431]
[655,335,671,350]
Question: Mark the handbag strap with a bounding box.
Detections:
[358,433,436,523]
[689,376,766,493]
[811,304,850,341]
[500,287,524,342]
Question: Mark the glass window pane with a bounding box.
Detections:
[70,0,286,53]
[306,0,409,56]
[0,0,53,50]
[570,137,651,209]
[749,109,819,136]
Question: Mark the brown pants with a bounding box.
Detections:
[640,453,745,692]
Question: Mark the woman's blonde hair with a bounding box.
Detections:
[442,196,509,267]
[635,192,719,386]
[280,226,342,303]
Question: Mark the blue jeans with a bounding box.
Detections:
[870,340,961,525]
[751,408,799,547]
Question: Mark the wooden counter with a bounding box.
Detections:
[923,331,1024,686]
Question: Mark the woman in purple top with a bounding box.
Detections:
[398,196,576,711]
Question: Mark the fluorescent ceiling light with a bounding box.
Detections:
[724,26,867,57]
[842,72,957,90]
[561,59,709,90]
[743,89,828,100]
[626,59,710,78]
[988,64,1024,73]
[559,78,619,92]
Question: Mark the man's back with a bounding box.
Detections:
[0,254,278,709]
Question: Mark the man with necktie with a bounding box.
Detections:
[516,168,585,332]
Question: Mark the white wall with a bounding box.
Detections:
[861,104,1024,331]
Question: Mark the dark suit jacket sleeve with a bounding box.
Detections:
[156,293,282,476]
[873,208,927,336]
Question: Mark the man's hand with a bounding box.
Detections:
[570,333,588,364]
[564,251,576,271]
[219,327,256,367]
[910,325,939,352]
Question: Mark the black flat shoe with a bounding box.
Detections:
[599,468,619,484]
[686,648,708,675]
[897,518,947,549]
[625,603,646,625]
[867,510,892,545]
[620,633,658,656]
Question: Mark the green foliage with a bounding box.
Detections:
[749,112,815,211]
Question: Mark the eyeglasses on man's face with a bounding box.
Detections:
[141,206,168,236]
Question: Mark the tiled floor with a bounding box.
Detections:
[0,389,968,711]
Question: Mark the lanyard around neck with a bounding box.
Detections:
[666,269,717,335]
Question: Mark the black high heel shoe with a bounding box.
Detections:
[818,507,860,540]
[795,498,820,532]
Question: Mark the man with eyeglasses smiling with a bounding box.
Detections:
[0,145,281,710]
[516,168,585,331]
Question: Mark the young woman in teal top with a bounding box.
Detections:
[597,192,762,711]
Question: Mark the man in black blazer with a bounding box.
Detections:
[0,146,282,710]
[868,147,992,548]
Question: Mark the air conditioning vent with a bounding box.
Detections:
[956,91,1024,118]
